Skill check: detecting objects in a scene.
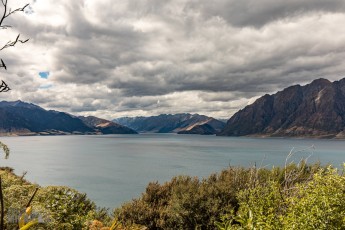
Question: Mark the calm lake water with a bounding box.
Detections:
[1,134,345,209]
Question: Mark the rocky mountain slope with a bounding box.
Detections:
[177,123,217,135]
[0,100,136,135]
[219,78,345,138]
[79,116,137,134]
[114,114,225,134]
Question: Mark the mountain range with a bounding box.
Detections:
[219,78,345,138]
[0,101,137,135]
[114,114,225,135]
[2,77,345,138]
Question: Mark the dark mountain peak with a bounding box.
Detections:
[310,78,331,86]
[0,101,93,135]
[0,100,43,110]
[219,77,345,138]
[0,101,136,135]
[335,77,345,85]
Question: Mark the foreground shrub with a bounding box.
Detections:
[35,186,97,229]
[115,162,322,229]
[218,165,345,230]
[3,160,338,230]
[284,166,345,229]
[1,168,110,230]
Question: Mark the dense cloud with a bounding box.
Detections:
[1,0,345,119]
[188,0,345,27]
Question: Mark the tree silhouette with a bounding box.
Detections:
[0,0,29,92]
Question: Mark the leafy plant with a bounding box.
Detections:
[215,164,345,230]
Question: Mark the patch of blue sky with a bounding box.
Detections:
[39,84,53,89]
[39,71,50,79]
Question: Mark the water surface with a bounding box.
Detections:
[1,134,345,208]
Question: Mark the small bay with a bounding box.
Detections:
[1,134,345,209]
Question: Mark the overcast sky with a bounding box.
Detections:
[1,0,345,120]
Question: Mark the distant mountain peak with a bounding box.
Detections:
[114,113,225,134]
[0,101,137,136]
[0,100,43,110]
[79,116,137,134]
[310,78,331,85]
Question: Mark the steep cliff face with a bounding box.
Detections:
[219,78,345,138]
[114,114,225,134]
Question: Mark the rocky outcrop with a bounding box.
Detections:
[177,124,216,135]
[219,78,345,138]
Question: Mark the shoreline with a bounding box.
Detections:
[2,131,345,140]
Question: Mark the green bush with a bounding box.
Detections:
[3,159,342,230]
[217,165,345,230]
[0,168,110,230]
[35,186,96,229]
[284,166,345,229]
[115,162,323,230]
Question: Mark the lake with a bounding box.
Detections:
[1,134,345,209]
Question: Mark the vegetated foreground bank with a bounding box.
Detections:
[1,167,114,229]
[2,161,345,229]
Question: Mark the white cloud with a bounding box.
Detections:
[1,0,345,120]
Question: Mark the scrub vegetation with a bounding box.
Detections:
[115,161,344,229]
[1,143,344,229]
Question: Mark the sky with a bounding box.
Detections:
[1,0,345,120]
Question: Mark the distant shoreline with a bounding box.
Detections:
[1,131,345,140]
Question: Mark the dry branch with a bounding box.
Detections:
[0,0,29,91]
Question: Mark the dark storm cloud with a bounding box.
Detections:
[33,1,345,96]
[187,0,345,27]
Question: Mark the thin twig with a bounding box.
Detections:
[0,80,10,92]
[0,34,29,51]
[20,171,27,181]
[283,145,315,190]
[26,187,39,208]
[0,1,29,51]
[3,4,29,21]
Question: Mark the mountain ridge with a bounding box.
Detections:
[219,77,345,138]
[0,100,137,136]
[114,113,225,134]
[79,116,137,134]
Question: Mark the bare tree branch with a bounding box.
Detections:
[0,1,29,51]
[0,59,6,70]
[1,2,28,24]
[0,80,10,92]
[26,187,39,208]
[0,0,8,28]
[0,34,29,51]
[0,0,29,91]
[0,24,11,29]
